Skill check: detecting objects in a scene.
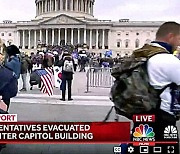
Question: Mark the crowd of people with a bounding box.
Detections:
[17,45,129,94]
[16,45,126,101]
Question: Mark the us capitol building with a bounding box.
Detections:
[0,0,164,55]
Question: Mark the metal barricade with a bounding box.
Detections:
[86,67,114,92]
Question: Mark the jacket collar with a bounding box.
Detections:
[151,41,173,54]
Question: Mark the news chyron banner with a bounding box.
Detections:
[0,114,130,143]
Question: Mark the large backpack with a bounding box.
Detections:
[30,70,41,85]
[110,44,169,120]
[63,58,74,73]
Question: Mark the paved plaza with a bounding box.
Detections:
[1,71,122,154]
[1,71,180,154]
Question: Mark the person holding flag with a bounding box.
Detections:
[35,68,54,96]
[35,53,54,96]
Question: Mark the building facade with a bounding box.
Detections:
[0,0,164,55]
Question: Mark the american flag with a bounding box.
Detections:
[36,68,53,96]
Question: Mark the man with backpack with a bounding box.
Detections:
[111,22,180,153]
[58,51,75,101]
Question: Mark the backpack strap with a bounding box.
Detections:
[134,44,169,59]
[158,83,172,95]
[103,106,115,122]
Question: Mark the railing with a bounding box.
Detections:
[86,67,114,92]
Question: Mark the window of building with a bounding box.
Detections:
[125,39,130,48]
[117,33,121,36]
[136,32,139,36]
[9,33,11,36]
[135,39,140,48]
[126,32,129,36]
[117,39,122,48]
[1,33,4,36]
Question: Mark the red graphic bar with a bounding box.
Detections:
[0,122,131,144]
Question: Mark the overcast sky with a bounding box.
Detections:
[0,0,179,22]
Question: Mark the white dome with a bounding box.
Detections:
[35,0,95,19]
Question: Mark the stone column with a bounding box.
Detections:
[84,0,86,13]
[28,30,31,49]
[58,29,61,45]
[84,28,86,44]
[77,28,80,44]
[92,1,94,15]
[65,0,68,11]
[87,0,89,13]
[50,0,52,11]
[55,0,57,11]
[44,0,45,11]
[22,30,25,49]
[34,30,37,49]
[52,29,55,45]
[60,0,63,10]
[36,3,38,16]
[91,1,93,15]
[37,3,39,15]
[46,29,48,45]
[71,0,74,11]
[71,28,74,45]
[108,30,111,49]
[89,29,92,49]
[102,29,105,49]
[42,1,44,13]
[77,0,79,11]
[45,0,47,12]
[65,28,67,45]
[40,29,42,43]
[96,29,98,49]
[38,2,40,14]
[87,0,90,14]
[16,31,20,47]
[81,0,84,12]
[52,0,54,11]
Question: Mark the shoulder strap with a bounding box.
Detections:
[133,44,169,59]
[158,83,172,95]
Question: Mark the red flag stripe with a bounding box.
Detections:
[40,67,54,96]
[41,75,53,96]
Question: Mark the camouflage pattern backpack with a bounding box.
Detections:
[110,44,169,120]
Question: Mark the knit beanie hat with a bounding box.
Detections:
[6,45,20,56]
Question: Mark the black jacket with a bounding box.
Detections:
[58,56,75,80]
